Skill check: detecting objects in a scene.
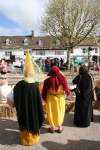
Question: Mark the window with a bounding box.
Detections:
[24,38,28,45]
[13,41,16,44]
[55,50,64,55]
[38,39,43,47]
[94,48,98,53]
[82,48,86,53]
[36,41,39,45]
[5,51,12,56]
[70,49,73,53]
[36,40,43,47]
[6,38,10,45]
[56,39,60,46]
[36,50,45,55]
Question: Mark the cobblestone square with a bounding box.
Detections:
[0,110,100,150]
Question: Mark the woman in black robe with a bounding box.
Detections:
[72,65,94,127]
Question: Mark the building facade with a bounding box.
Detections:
[0,32,100,63]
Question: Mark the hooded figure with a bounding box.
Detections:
[42,66,71,133]
[72,65,94,127]
[8,50,44,146]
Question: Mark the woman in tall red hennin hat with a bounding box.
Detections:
[42,66,71,133]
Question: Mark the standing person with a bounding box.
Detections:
[0,76,12,104]
[45,57,51,72]
[60,58,64,67]
[42,66,71,133]
[72,65,94,127]
[94,79,100,109]
[95,79,100,101]
[7,50,44,146]
[0,59,8,77]
[51,59,56,67]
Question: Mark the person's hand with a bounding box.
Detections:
[67,95,73,101]
[42,100,46,106]
[7,100,14,107]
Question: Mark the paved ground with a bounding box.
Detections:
[6,70,100,86]
[0,71,100,150]
[0,110,100,150]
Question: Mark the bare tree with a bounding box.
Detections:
[41,0,100,68]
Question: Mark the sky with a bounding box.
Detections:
[0,0,99,36]
[0,0,48,36]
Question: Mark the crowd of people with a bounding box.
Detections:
[35,57,66,72]
[0,51,99,146]
[36,56,100,73]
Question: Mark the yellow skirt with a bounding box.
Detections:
[20,130,40,146]
[45,94,65,128]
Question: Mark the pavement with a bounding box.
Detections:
[0,110,100,150]
[0,71,100,150]
[6,70,100,86]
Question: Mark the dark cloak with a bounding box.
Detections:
[72,74,94,127]
[14,80,44,134]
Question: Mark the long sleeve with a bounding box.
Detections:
[72,75,80,85]
[42,80,48,101]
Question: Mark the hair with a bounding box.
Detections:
[42,66,70,100]
[79,65,88,75]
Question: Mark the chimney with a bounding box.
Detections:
[31,30,34,38]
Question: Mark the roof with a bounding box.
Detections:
[0,34,99,50]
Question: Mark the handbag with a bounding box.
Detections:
[90,73,97,101]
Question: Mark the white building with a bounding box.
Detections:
[0,32,99,64]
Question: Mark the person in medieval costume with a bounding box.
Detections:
[42,66,71,133]
[7,50,44,146]
[72,65,94,127]
[95,79,100,101]
[93,79,100,110]
[0,59,8,79]
[0,76,12,104]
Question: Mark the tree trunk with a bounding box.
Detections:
[88,50,91,71]
[66,48,73,70]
